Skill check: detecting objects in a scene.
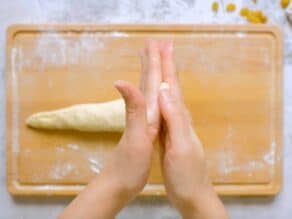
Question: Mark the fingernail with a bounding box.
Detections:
[113,80,122,88]
[114,80,129,96]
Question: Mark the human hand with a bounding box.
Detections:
[58,40,162,219]
[158,40,228,219]
[103,39,162,200]
[140,39,162,139]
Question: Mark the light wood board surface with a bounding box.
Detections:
[6,24,283,196]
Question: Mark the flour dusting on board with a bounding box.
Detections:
[216,141,277,176]
[11,47,23,153]
[49,162,75,180]
[236,32,247,38]
[35,33,104,67]
[263,141,277,165]
[217,150,266,176]
[67,143,80,150]
[110,31,129,37]
[88,157,103,174]
[51,143,106,179]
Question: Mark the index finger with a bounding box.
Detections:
[140,39,162,102]
[160,39,182,99]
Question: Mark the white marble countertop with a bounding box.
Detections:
[0,0,292,218]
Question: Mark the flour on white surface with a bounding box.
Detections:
[36,0,244,23]
[33,0,292,62]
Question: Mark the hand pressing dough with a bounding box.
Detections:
[26,99,126,132]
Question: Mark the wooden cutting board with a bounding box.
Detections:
[6,24,283,196]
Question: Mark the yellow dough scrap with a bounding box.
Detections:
[281,0,291,9]
[226,3,236,12]
[240,8,268,24]
[212,1,219,12]
[240,8,249,17]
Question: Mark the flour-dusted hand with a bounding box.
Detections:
[158,40,229,219]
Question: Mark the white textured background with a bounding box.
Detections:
[0,0,292,218]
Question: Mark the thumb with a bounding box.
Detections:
[114,80,148,136]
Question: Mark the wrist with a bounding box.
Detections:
[178,185,228,219]
[58,171,131,219]
[89,173,131,217]
[96,167,139,206]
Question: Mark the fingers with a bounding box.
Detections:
[114,80,148,137]
[139,47,147,92]
[159,40,189,136]
[141,39,162,101]
[160,40,182,99]
[140,39,162,137]
[159,84,203,155]
[159,82,190,140]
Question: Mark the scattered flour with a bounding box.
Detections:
[67,143,80,151]
[34,33,104,67]
[88,157,103,174]
[263,141,277,165]
[109,31,129,37]
[52,143,106,178]
[217,149,266,176]
[11,47,23,153]
[49,162,75,180]
[236,32,247,38]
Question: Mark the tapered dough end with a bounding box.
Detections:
[26,112,59,129]
[26,114,38,127]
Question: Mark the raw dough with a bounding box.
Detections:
[26,99,126,132]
